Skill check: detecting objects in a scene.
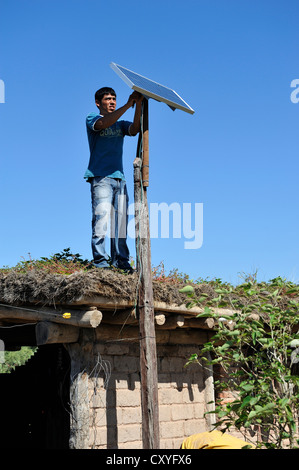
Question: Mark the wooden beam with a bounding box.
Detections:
[101,308,137,325]
[101,309,165,326]
[0,304,102,328]
[154,313,166,326]
[95,324,155,342]
[154,315,216,331]
[156,314,185,330]
[35,321,79,345]
[184,317,215,329]
[167,328,210,345]
[68,296,238,319]
[95,324,209,345]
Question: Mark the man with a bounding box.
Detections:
[84,87,143,272]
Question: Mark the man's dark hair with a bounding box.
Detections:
[95,87,116,103]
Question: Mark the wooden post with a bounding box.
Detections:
[203,352,216,430]
[134,99,160,449]
[65,330,95,449]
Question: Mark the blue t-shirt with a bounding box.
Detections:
[84,112,132,180]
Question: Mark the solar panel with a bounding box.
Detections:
[110,62,195,115]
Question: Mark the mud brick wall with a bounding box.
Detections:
[87,341,208,449]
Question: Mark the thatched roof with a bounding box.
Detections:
[0,268,216,308]
[1,268,298,310]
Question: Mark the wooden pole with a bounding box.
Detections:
[134,99,160,449]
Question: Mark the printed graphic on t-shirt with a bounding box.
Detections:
[98,127,123,138]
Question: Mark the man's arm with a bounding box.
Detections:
[94,91,143,131]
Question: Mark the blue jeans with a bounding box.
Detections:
[90,176,130,268]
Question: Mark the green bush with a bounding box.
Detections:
[0,346,38,373]
[184,276,299,449]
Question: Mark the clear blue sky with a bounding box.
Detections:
[1,0,298,285]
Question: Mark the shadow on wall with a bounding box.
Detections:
[80,342,205,449]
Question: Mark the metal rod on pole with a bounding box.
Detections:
[134,99,160,449]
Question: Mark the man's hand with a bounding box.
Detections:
[128,91,144,107]
[129,92,144,136]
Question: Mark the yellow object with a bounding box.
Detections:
[62,312,71,319]
[181,430,255,449]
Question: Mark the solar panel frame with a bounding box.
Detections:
[110,62,195,115]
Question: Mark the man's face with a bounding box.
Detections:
[97,93,116,115]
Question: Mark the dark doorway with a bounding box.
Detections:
[0,344,70,449]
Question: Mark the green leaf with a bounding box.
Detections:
[258,338,271,345]
[252,331,257,345]
[218,342,232,353]
[196,306,213,318]
[247,410,258,420]
[211,295,222,302]
[241,384,254,392]
[214,288,231,294]
[226,329,241,336]
[240,395,252,409]
[286,288,298,294]
[179,285,194,294]
[196,312,212,318]
[290,420,297,432]
[278,398,290,407]
[247,289,258,296]
[249,396,260,406]
[260,403,276,413]
[211,356,224,364]
[271,289,279,297]
[232,352,241,361]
